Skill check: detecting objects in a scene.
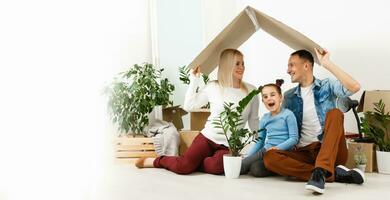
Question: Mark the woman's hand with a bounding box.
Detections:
[192,66,201,78]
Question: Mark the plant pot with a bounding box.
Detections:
[356,164,366,172]
[376,150,390,174]
[223,154,242,178]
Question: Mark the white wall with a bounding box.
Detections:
[0,1,152,200]
[153,0,204,129]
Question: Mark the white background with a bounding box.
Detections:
[0,0,389,199]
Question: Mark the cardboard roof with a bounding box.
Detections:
[188,6,323,74]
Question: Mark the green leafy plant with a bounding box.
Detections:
[179,65,190,85]
[212,89,261,156]
[361,99,390,152]
[354,144,367,165]
[178,65,210,108]
[202,73,210,85]
[179,65,210,86]
[106,63,174,137]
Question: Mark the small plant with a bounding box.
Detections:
[106,63,174,136]
[212,89,261,156]
[354,144,367,165]
[361,99,390,152]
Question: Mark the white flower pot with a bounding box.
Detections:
[223,155,242,179]
[356,164,366,172]
[376,150,390,174]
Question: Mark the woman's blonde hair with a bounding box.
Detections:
[217,49,248,93]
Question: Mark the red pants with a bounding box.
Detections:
[153,133,229,175]
[263,109,348,182]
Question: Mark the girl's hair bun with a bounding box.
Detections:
[275,79,284,87]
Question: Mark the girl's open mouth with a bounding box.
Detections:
[268,102,275,107]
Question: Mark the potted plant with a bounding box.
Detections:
[212,89,260,178]
[106,63,175,137]
[354,144,368,172]
[361,99,390,174]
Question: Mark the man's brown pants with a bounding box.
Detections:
[263,109,348,182]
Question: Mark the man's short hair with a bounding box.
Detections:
[291,49,314,67]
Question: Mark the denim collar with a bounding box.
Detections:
[293,77,321,97]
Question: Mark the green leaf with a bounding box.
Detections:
[179,65,190,85]
[212,90,260,156]
[202,74,209,84]
[361,99,390,151]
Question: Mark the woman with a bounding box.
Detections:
[136,49,259,175]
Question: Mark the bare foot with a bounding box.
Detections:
[135,157,155,168]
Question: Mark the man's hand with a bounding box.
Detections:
[314,48,331,67]
[314,47,361,93]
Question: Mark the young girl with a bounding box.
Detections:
[135,49,260,175]
[240,79,298,177]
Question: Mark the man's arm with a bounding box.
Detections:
[314,48,361,93]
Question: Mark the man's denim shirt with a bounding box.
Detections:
[282,77,353,140]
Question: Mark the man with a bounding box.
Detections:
[263,48,364,194]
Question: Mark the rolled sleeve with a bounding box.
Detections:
[329,79,354,98]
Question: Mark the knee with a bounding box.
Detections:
[326,108,343,119]
[263,150,279,169]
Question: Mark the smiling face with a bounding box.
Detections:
[232,54,245,81]
[261,86,283,115]
[287,54,309,84]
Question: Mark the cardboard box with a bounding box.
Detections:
[345,141,376,172]
[162,105,188,131]
[357,90,390,140]
[179,130,199,155]
[345,91,390,172]
[190,109,211,131]
[357,90,390,113]
[188,6,323,74]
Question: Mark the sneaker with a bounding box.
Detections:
[335,165,365,184]
[305,168,326,194]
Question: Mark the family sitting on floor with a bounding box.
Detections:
[135,48,364,194]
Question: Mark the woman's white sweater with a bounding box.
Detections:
[183,75,259,147]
